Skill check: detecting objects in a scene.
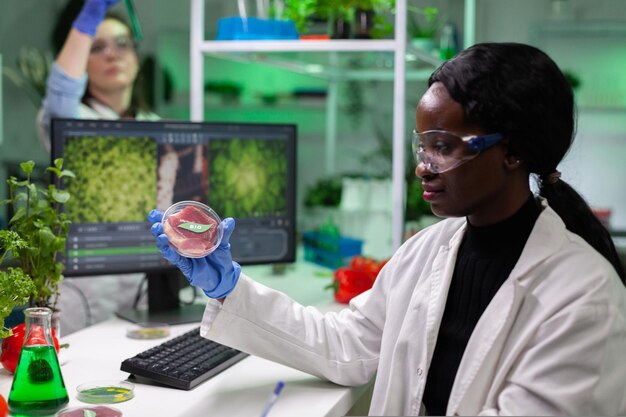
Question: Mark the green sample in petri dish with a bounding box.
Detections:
[77,381,134,404]
[126,323,169,340]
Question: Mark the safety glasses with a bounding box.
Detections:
[90,36,137,56]
[412,130,504,174]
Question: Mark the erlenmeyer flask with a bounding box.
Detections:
[8,307,69,416]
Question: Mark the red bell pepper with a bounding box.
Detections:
[330,267,374,304]
[349,255,389,281]
[0,393,7,417]
[0,323,61,374]
[327,256,390,304]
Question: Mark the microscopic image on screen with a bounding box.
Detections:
[156,144,208,211]
[63,136,157,223]
[208,138,287,218]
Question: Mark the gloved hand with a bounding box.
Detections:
[148,209,241,299]
[73,0,120,37]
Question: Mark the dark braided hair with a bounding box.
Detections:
[429,42,625,283]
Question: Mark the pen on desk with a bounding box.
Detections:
[260,381,285,417]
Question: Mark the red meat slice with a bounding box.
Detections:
[163,205,218,257]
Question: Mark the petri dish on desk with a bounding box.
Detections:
[126,322,170,339]
[77,380,135,404]
[56,405,123,417]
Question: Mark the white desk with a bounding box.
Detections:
[0,261,372,417]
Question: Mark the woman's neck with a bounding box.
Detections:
[88,86,133,116]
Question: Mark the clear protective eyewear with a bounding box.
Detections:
[412,130,504,174]
[90,35,136,56]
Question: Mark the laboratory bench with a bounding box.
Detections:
[0,260,372,417]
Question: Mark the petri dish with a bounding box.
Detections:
[56,405,123,417]
[126,322,170,340]
[77,380,135,404]
[162,201,224,258]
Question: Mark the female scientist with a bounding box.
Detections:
[149,42,626,415]
[38,0,158,152]
[38,0,157,334]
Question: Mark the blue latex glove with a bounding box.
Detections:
[73,0,120,36]
[148,209,241,299]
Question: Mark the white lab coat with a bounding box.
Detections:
[201,200,626,415]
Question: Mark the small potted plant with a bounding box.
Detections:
[0,159,74,335]
[407,4,440,54]
[283,0,318,34]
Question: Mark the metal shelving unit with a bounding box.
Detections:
[188,0,471,250]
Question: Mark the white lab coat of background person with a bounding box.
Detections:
[200,200,626,416]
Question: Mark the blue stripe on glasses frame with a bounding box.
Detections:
[466,132,504,153]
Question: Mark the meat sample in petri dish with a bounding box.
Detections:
[162,201,224,258]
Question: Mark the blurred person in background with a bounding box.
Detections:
[37,0,158,335]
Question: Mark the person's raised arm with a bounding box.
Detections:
[57,0,119,78]
[38,0,120,151]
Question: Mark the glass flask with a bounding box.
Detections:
[8,307,69,416]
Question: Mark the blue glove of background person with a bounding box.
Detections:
[73,0,120,36]
[148,209,241,299]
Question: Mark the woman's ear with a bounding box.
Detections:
[504,154,523,171]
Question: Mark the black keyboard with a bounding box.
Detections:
[120,327,248,390]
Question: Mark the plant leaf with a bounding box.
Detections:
[60,169,76,178]
[27,183,38,200]
[0,268,36,338]
[20,160,35,174]
[51,189,70,203]
[46,167,62,177]
[9,207,26,224]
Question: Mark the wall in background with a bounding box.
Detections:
[0,1,63,214]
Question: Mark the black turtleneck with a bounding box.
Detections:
[422,195,541,416]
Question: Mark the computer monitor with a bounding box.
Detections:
[51,118,296,324]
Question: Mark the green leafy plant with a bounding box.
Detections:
[0,233,36,338]
[304,177,343,208]
[408,5,439,39]
[358,126,431,221]
[315,0,394,38]
[1,46,52,109]
[0,160,74,318]
[283,0,318,33]
[204,81,243,105]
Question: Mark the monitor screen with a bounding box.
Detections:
[51,118,296,324]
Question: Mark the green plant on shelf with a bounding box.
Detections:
[283,0,318,33]
[304,177,343,208]
[204,81,243,105]
[358,127,432,221]
[408,4,439,39]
